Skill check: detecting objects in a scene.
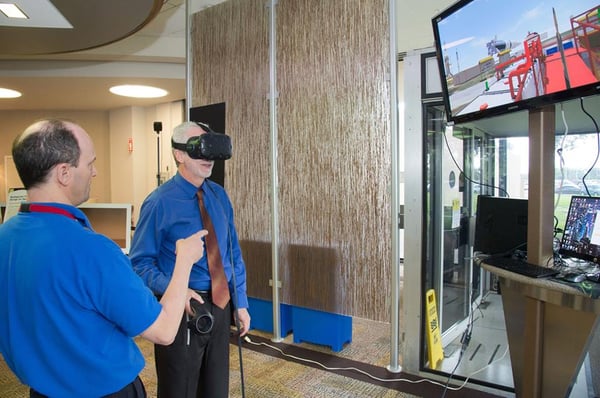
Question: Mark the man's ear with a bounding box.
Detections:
[173,149,186,164]
[55,163,72,186]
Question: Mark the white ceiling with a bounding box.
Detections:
[0,0,225,111]
[0,0,72,29]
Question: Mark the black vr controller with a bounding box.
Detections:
[172,123,232,160]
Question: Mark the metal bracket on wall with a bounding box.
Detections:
[268,279,282,288]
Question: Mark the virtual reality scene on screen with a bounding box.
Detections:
[433,1,600,122]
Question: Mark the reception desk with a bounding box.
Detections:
[481,262,600,397]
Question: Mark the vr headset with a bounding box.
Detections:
[171,122,232,160]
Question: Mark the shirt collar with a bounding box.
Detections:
[174,172,208,199]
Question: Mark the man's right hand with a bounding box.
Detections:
[186,289,205,316]
[175,229,208,267]
[142,229,209,346]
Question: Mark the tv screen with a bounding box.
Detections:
[432,1,600,124]
[559,195,600,263]
[474,196,528,256]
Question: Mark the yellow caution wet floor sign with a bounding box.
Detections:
[425,289,443,369]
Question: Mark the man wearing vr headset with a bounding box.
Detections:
[130,121,250,398]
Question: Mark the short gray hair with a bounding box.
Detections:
[171,121,207,165]
[172,121,206,144]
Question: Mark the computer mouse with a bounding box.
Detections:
[561,272,587,283]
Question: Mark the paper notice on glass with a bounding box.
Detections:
[451,198,460,229]
[3,189,27,223]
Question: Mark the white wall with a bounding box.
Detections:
[0,111,112,204]
[0,103,183,227]
[108,101,183,224]
[396,0,454,53]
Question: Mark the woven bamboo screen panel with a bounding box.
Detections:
[192,0,391,321]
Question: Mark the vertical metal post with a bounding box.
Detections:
[268,0,283,343]
[156,134,161,186]
[154,121,163,187]
[387,0,402,373]
[185,0,192,121]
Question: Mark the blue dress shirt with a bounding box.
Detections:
[130,173,248,309]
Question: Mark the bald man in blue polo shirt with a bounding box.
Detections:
[0,119,207,398]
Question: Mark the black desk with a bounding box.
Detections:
[481,261,600,398]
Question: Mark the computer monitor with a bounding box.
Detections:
[474,196,528,256]
[559,196,600,264]
[78,203,132,255]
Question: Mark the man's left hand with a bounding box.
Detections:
[234,308,251,336]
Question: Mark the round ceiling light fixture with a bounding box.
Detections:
[0,88,22,98]
[109,84,168,98]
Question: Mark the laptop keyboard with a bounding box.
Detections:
[483,255,560,279]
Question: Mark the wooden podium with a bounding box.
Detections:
[482,262,600,397]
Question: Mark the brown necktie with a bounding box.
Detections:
[197,190,230,309]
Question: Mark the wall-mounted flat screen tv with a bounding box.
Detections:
[432,1,600,124]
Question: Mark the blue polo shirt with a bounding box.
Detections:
[0,203,161,397]
[130,173,248,309]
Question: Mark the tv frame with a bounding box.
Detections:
[559,195,600,264]
[431,0,600,125]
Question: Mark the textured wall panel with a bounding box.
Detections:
[192,0,391,321]
[191,0,274,299]
[276,0,390,320]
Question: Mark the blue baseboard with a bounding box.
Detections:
[291,306,352,352]
[247,297,293,336]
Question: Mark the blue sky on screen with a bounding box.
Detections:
[436,0,599,74]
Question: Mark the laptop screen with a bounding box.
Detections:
[559,196,600,264]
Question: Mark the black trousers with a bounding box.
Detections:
[30,376,146,398]
[155,295,230,398]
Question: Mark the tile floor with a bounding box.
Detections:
[439,291,596,397]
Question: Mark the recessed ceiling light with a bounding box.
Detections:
[0,3,28,19]
[0,88,22,98]
[109,85,168,98]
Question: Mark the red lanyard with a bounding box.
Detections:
[19,203,77,220]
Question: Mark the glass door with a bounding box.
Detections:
[423,102,483,362]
